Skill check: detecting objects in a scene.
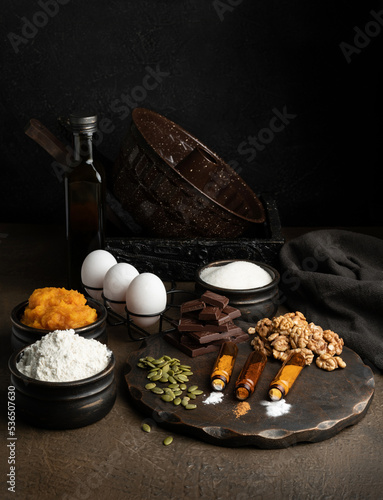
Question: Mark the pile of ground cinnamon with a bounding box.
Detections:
[234,401,251,418]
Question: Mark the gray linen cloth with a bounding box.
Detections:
[279,229,383,370]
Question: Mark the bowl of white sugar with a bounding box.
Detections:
[195,259,280,322]
[8,330,116,429]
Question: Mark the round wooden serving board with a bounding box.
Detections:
[124,334,375,448]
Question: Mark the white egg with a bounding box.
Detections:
[103,263,139,315]
[125,273,167,328]
[81,250,117,301]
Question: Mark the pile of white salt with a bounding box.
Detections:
[260,399,292,417]
[203,392,224,405]
[200,261,272,290]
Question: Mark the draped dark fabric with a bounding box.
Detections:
[279,229,383,370]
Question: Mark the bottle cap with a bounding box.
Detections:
[69,112,98,133]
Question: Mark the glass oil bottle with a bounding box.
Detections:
[65,112,106,290]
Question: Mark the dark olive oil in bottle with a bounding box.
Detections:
[65,113,106,290]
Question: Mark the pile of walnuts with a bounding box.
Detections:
[249,311,346,371]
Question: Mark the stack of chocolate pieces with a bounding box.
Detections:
[164,290,248,357]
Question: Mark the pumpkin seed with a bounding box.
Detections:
[142,423,151,433]
[185,404,197,410]
[182,370,193,376]
[163,436,173,446]
[180,384,187,391]
[181,397,190,407]
[151,387,164,395]
[193,390,204,395]
[188,385,198,393]
[173,397,182,406]
[164,388,175,398]
[187,392,196,400]
[145,383,156,390]
[151,373,163,381]
[167,383,179,389]
[151,358,163,365]
[161,394,174,402]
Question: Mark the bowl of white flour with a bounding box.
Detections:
[8,330,116,429]
[195,259,280,322]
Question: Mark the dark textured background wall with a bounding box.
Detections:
[1,1,382,229]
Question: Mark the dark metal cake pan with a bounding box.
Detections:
[112,108,265,238]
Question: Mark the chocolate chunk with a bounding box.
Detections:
[178,317,206,332]
[200,321,232,333]
[178,316,232,333]
[200,290,229,309]
[184,330,224,344]
[164,331,220,357]
[198,306,220,321]
[222,305,241,320]
[186,323,243,344]
[212,328,249,345]
[180,299,206,315]
[208,311,232,326]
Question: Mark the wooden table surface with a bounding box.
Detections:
[1,223,382,500]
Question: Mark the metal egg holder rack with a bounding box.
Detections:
[83,282,197,342]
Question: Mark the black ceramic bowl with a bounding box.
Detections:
[8,348,116,429]
[195,259,280,323]
[10,299,108,351]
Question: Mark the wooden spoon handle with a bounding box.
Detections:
[25,118,71,166]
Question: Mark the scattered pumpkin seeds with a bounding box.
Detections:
[138,355,204,411]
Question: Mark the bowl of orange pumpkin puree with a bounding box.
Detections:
[11,287,107,351]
